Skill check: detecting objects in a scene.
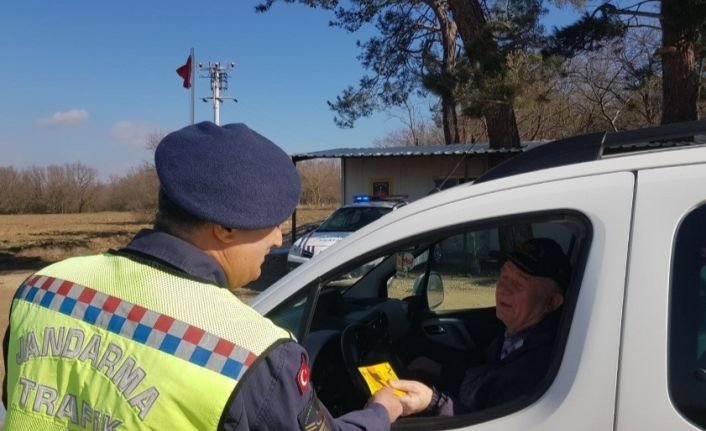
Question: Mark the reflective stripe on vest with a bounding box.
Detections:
[5,253,291,431]
[15,274,257,380]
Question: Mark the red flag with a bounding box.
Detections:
[176,54,192,89]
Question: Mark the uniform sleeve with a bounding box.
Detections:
[220,341,391,431]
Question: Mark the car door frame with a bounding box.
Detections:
[616,163,706,430]
[258,171,636,431]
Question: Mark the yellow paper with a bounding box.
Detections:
[357,362,405,397]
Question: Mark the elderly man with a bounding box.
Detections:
[391,238,571,416]
[2,122,401,430]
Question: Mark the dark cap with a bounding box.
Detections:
[155,122,301,229]
[507,238,572,291]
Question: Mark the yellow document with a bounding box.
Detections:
[357,362,405,397]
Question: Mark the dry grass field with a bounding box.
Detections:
[0,209,332,406]
[0,212,149,271]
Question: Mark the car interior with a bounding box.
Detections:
[267,212,591,425]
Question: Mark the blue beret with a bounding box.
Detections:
[155,122,301,229]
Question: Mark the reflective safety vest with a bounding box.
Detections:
[4,253,291,430]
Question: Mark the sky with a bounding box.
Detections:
[0,0,583,180]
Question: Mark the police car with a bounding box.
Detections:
[255,121,706,430]
[287,196,406,268]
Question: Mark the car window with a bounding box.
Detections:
[287,212,589,423]
[267,287,312,337]
[317,206,391,232]
[387,219,583,313]
[669,203,706,427]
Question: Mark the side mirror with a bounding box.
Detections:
[411,271,444,310]
[426,271,444,310]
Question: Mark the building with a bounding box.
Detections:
[292,142,544,204]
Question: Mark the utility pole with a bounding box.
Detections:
[198,61,237,125]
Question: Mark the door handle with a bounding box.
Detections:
[424,325,446,335]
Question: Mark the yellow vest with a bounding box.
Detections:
[4,253,290,430]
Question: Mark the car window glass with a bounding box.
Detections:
[267,288,311,338]
[669,203,706,427]
[387,219,582,312]
[387,249,430,300]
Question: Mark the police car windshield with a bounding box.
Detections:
[317,207,392,232]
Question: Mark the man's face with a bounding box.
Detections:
[221,225,283,291]
[495,260,563,333]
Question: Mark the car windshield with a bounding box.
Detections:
[316,206,392,232]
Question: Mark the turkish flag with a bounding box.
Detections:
[176,55,192,89]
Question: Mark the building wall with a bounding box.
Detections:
[343,155,488,204]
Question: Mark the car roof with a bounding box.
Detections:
[475,120,706,184]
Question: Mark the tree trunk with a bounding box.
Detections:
[441,95,459,144]
[429,1,461,144]
[660,0,700,123]
[447,0,521,149]
[484,103,521,149]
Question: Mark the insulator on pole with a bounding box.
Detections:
[198,60,237,125]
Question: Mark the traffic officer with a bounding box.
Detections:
[2,122,402,430]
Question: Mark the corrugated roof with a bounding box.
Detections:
[291,142,546,161]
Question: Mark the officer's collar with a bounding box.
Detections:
[121,229,229,288]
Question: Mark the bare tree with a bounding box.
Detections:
[374,120,446,147]
[297,159,341,207]
[146,131,168,152]
[0,167,21,213]
[21,167,48,213]
[101,163,159,220]
[66,163,100,213]
[45,165,72,213]
[549,0,705,124]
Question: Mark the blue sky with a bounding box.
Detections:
[0,0,582,180]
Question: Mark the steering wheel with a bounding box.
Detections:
[340,311,397,404]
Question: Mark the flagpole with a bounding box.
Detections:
[190,47,195,125]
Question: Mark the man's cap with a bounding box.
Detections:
[507,238,572,291]
[155,121,301,229]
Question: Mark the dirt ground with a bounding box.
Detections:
[0,209,331,408]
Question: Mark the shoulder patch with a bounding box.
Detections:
[297,392,331,431]
[296,353,310,394]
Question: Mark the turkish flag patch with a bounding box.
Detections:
[297,353,310,394]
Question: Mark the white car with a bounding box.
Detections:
[256,121,706,430]
[287,197,406,268]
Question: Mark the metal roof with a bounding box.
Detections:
[291,142,546,161]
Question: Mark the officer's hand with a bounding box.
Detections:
[389,379,433,416]
[370,387,403,422]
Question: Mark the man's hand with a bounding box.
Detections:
[370,387,403,422]
[389,379,433,416]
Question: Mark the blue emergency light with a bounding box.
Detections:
[354,195,372,203]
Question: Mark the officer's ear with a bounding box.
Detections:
[212,224,238,244]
